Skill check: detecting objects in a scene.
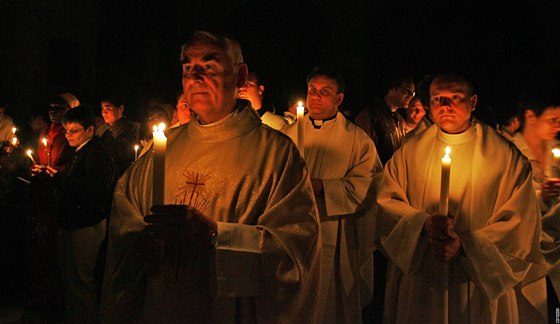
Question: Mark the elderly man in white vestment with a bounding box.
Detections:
[376,73,544,323]
[100,31,321,323]
[282,68,382,323]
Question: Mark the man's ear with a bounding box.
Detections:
[524,109,537,122]
[236,63,248,88]
[258,85,265,96]
[470,95,478,111]
[337,93,344,106]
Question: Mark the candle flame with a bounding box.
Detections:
[297,101,303,108]
[552,148,560,158]
[12,137,17,145]
[42,138,48,146]
[12,127,16,134]
[157,122,166,132]
[26,149,32,156]
[134,144,139,151]
[444,146,451,157]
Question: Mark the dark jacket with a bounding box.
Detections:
[100,117,140,176]
[55,136,117,229]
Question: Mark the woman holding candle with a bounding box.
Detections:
[507,91,560,320]
[508,92,560,211]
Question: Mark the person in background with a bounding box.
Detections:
[355,73,415,165]
[41,105,116,323]
[508,91,560,322]
[238,71,288,130]
[0,99,15,142]
[99,94,140,175]
[282,67,381,323]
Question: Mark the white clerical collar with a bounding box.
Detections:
[437,124,477,146]
[75,137,92,152]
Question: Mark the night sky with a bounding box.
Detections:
[4,0,560,125]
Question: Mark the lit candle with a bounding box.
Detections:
[11,137,18,146]
[26,149,36,164]
[550,148,560,178]
[297,101,305,157]
[152,123,167,205]
[12,127,16,134]
[439,146,451,216]
[134,144,139,161]
[42,137,50,166]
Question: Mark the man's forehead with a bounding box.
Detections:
[182,40,227,62]
[430,81,468,94]
[309,75,337,87]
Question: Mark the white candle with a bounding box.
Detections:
[549,148,560,178]
[296,101,305,157]
[439,146,451,216]
[26,149,36,164]
[134,144,139,161]
[152,123,167,205]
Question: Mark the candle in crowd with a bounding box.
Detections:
[439,146,451,216]
[152,123,167,205]
[26,149,36,164]
[134,144,139,161]
[297,101,305,157]
[550,148,560,178]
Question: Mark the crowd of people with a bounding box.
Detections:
[0,30,559,324]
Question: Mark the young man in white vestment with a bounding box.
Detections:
[376,73,544,323]
[100,31,321,323]
[282,68,382,323]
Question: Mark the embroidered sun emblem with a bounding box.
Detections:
[175,170,210,212]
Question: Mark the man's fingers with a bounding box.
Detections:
[150,204,186,214]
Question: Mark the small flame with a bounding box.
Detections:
[158,122,166,132]
[445,146,451,156]
[12,127,16,134]
[42,138,48,146]
[552,148,560,158]
[297,101,303,108]
[134,144,139,151]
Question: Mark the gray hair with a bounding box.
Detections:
[180,31,244,69]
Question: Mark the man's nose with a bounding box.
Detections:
[439,97,452,107]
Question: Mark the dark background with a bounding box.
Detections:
[2,0,560,127]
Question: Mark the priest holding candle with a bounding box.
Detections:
[101,31,320,323]
[376,73,543,323]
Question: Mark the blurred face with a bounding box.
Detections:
[181,39,247,124]
[176,94,191,124]
[49,104,69,124]
[388,81,415,108]
[64,122,94,147]
[306,75,343,120]
[407,97,426,124]
[429,78,477,134]
[238,79,264,109]
[527,106,560,141]
[101,101,124,125]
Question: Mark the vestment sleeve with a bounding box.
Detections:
[541,202,560,298]
[323,131,382,216]
[459,155,543,300]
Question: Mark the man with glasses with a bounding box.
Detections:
[376,73,542,323]
[355,73,415,165]
[41,105,116,323]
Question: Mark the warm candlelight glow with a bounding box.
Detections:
[12,127,16,134]
[152,122,167,205]
[134,144,139,160]
[42,138,48,147]
[26,149,36,164]
[296,101,305,157]
[11,137,18,146]
[550,148,560,178]
[440,146,451,216]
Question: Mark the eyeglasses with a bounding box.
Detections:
[64,128,84,135]
[400,87,416,97]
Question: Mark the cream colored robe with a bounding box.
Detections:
[508,133,551,323]
[542,202,560,302]
[377,122,544,324]
[283,112,382,323]
[100,103,321,323]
